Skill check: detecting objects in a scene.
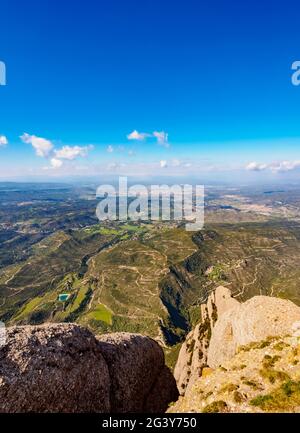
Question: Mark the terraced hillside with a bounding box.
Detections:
[0,227,119,321]
[0,223,198,343]
[2,218,300,360]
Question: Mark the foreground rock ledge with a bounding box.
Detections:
[0,324,178,413]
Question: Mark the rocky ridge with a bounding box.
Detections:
[0,324,178,413]
[174,285,239,395]
[169,333,300,413]
[170,289,300,413]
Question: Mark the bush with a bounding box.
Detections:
[202,400,228,413]
[250,380,300,411]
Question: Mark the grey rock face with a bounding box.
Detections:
[0,324,110,413]
[0,325,178,413]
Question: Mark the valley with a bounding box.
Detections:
[2,182,300,367]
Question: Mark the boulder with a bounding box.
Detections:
[0,323,110,413]
[97,332,178,412]
[0,325,178,413]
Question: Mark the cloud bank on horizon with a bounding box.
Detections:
[246,160,300,173]
[3,130,300,181]
[0,129,175,176]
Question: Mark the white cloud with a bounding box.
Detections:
[160,160,167,168]
[0,135,8,147]
[21,133,53,157]
[107,145,114,153]
[270,160,300,172]
[153,131,169,148]
[50,158,63,168]
[127,130,149,140]
[246,160,300,173]
[126,129,170,147]
[246,161,268,171]
[21,132,94,173]
[54,145,93,160]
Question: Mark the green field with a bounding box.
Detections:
[86,304,113,325]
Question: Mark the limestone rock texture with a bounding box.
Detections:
[174,285,239,395]
[169,334,300,413]
[0,324,178,413]
[170,293,300,413]
[207,295,300,368]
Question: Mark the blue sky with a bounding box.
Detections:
[0,0,300,182]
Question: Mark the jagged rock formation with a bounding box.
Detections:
[0,324,178,413]
[170,293,300,413]
[208,296,300,368]
[169,333,300,413]
[174,286,239,394]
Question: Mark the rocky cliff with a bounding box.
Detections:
[3,290,300,413]
[0,324,178,413]
[170,290,300,413]
[174,285,239,395]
